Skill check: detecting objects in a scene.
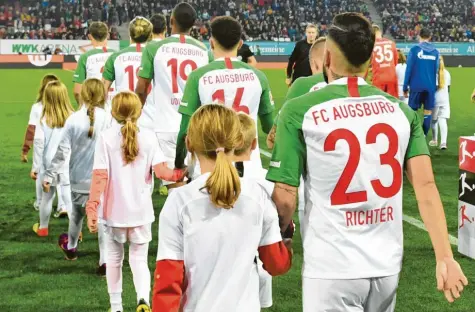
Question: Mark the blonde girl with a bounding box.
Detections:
[430,56,451,149]
[32,81,74,236]
[42,78,110,271]
[153,105,292,312]
[395,50,407,103]
[24,74,67,216]
[85,92,185,312]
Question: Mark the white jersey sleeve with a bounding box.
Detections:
[157,190,184,261]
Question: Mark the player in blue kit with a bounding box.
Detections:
[403,28,440,136]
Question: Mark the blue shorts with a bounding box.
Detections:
[408,91,435,111]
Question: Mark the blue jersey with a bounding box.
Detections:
[403,42,439,93]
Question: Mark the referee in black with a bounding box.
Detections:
[286,24,318,86]
[238,34,258,67]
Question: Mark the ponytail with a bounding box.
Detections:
[121,118,139,164]
[438,56,445,90]
[205,148,241,209]
[87,105,95,138]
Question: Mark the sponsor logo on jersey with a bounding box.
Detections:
[417,50,436,60]
[270,161,281,168]
[27,54,53,67]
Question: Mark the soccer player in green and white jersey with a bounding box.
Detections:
[73,22,115,106]
[267,13,467,311]
[174,16,274,173]
[136,3,211,189]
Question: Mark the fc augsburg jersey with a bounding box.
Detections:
[73,47,115,83]
[138,34,212,133]
[267,77,429,280]
[180,57,275,170]
[103,43,144,92]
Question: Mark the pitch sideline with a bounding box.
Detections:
[259,149,459,246]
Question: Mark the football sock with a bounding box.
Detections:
[98,223,108,266]
[60,184,72,218]
[56,184,64,209]
[106,237,124,312]
[439,118,448,146]
[67,202,84,250]
[39,187,55,228]
[129,242,151,305]
[35,178,43,207]
[431,119,438,142]
[423,114,432,136]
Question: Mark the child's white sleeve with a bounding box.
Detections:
[32,124,45,173]
[44,123,72,183]
[157,191,184,261]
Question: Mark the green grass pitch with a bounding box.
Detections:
[0,68,474,312]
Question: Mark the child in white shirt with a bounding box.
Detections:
[430,56,451,150]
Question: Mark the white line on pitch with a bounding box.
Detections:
[259,149,459,246]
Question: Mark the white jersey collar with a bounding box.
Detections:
[328,77,368,86]
[215,57,240,62]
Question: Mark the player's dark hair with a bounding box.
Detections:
[420,28,431,39]
[210,16,242,50]
[88,22,109,42]
[328,13,375,69]
[150,13,167,35]
[172,2,197,33]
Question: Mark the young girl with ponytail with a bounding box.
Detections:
[85,92,186,312]
[32,81,73,236]
[43,78,109,273]
[153,105,292,312]
[24,74,67,216]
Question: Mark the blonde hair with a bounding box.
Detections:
[234,113,256,156]
[397,49,406,64]
[41,81,74,128]
[187,105,243,209]
[438,56,445,90]
[81,78,106,138]
[36,74,59,103]
[129,16,153,44]
[111,92,142,164]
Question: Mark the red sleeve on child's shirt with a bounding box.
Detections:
[258,241,292,276]
[152,260,185,312]
[85,169,108,221]
[22,124,36,154]
[153,162,186,182]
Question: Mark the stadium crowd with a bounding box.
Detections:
[0,0,370,41]
[375,0,475,42]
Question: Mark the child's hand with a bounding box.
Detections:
[30,171,37,180]
[42,181,51,193]
[283,238,293,256]
[21,153,28,163]
[87,217,98,234]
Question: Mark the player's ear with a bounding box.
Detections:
[185,135,191,152]
[237,39,243,50]
[88,33,93,41]
[251,138,257,151]
[210,38,215,51]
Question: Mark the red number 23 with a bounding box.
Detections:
[324,123,402,206]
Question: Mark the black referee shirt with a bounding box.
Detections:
[238,43,254,64]
[287,39,312,82]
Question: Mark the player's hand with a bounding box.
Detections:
[283,238,293,256]
[404,91,409,98]
[21,153,28,163]
[266,126,276,149]
[30,171,37,180]
[285,78,292,87]
[436,257,468,303]
[87,217,98,234]
[42,181,51,193]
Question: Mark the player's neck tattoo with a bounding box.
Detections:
[330,68,345,81]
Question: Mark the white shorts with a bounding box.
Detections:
[256,256,273,308]
[302,274,399,312]
[155,132,178,186]
[106,223,152,245]
[432,105,450,120]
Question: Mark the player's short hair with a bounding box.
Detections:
[235,113,256,156]
[172,2,197,33]
[328,13,375,69]
[129,16,153,44]
[150,13,167,35]
[88,22,109,42]
[210,16,242,51]
[309,36,326,61]
[420,28,432,39]
[372,24,381,33]
[306,23,318,31]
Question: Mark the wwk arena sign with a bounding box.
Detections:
[0,40,120,55]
